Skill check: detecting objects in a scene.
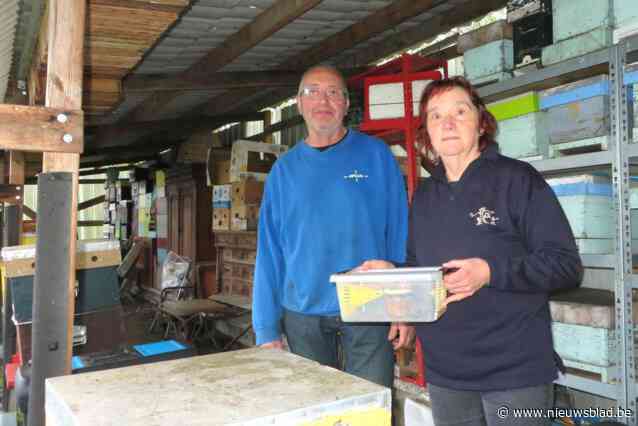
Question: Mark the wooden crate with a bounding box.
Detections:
[552,322,616,367]
[546,96,609,144]
[457,20,512,53]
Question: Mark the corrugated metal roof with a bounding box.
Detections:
[0,0,20,101]
[134,0,395,75]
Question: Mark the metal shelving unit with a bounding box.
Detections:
[477,33,638,424]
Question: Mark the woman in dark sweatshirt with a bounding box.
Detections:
[361,76,583,426]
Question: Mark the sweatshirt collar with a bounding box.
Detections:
[431,144,499,184]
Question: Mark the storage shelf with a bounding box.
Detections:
[555,373,618,400]
[477,32,638,103]
[473,32,638,410]
[528,151,613,173]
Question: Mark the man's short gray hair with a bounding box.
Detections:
[297,64,349,99]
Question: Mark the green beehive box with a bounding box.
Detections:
[488,92,540,121]
[542,26,612,66]
[496,111,548,159]
[463,40,513,83]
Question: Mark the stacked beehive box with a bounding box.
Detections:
[550,288,637,383]
[488,91,548,160]
[613,0,638,42]
[542,0,613,66]
[458,20,514,85]
[1,240,125,363]
[507,0,553,69]
[540,75,611,156]
[103,176,132,240]
[546,173,638,254]
[154,170,168,270]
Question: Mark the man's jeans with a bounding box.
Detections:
[428,382,554,426]
[282,308,394,388]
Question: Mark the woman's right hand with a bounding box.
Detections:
[353,259,395,272]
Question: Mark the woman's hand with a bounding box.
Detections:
[442,258,490,305]
[352,259,395,272]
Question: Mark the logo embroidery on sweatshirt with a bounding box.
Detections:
[470,207,499,226]
[344,170,369,182]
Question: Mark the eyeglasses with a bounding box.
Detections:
[299,86,348,101]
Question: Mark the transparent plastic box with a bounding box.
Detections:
[330,267,447,322]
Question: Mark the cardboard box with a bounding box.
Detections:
[212,208,230,231]
[230,204,259,231]
[231,180,264,205]
[214,160,231,185]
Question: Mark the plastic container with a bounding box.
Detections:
[330,267,446,322]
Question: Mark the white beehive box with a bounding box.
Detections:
[46,348,391,426]
[368,80,433,120]
[330,267,446,322]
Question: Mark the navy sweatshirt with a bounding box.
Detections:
[410,145,583,391]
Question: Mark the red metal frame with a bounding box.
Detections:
[399,337,426,388]
[348,54,448,201]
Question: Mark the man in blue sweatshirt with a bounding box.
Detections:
[252,65,412,387]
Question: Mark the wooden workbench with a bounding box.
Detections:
[46,348,391,425]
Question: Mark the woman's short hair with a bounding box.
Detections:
[416,76,498,171]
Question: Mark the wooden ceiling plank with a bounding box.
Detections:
[122,0,324,123]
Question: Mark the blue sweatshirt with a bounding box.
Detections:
[252,130,408,345]
[409,145,583,390]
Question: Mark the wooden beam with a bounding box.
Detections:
[78,195,106,211]
[89,0,187,14]
[336,0,508,68]
[0,185,23,204]
[78,220,104,227]
[7,151,26,185]
[23,205,37,220]
[40,0,85,384]
[123,70,302,93]
[123,0,323,122]
[87,112,264,151]
[0,105,83,153]
[79,165,133,176]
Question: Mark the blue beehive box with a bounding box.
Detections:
[540,76,610,144]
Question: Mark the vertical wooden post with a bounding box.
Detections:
[41,0,85,375]
[263,110,273,144]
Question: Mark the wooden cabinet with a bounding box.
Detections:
[166,165,216,280]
